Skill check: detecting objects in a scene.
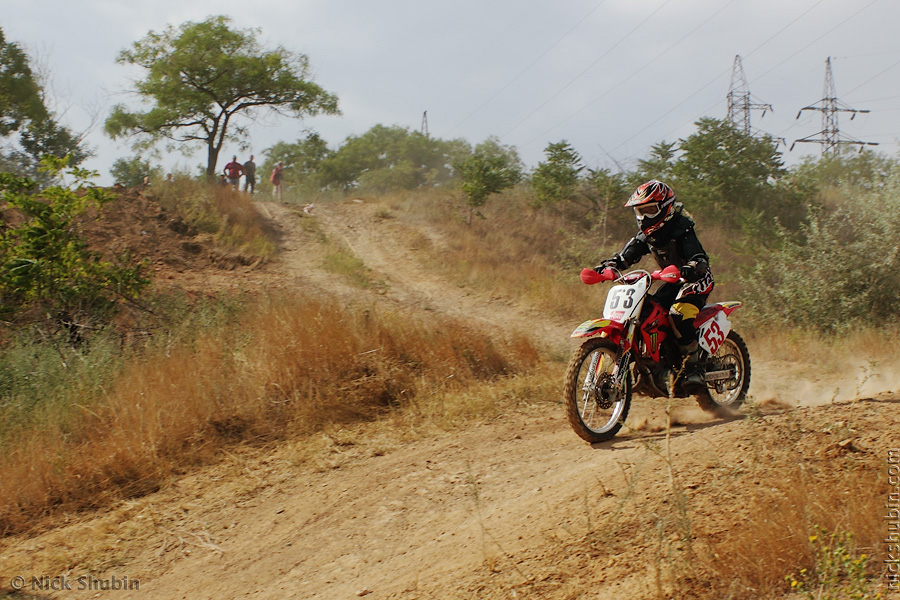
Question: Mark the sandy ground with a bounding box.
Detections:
[2,197,898,600]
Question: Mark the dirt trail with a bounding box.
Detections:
[256,200,570,352]
[3,198,898,600]
[260,198,896,406]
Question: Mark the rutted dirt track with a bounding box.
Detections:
[256,200,567,347]
[2,198,899,600]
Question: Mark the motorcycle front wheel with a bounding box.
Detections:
[564,338,632,443]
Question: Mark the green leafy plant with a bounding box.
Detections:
[0,27,89,184]
[740,166,900,332]
[0,156,150,327]
[109,154,161,187]
[531,140,584,208]
[457,138,522,226]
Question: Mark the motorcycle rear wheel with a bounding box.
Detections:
[695,330,751,416]
[564,338,632,443]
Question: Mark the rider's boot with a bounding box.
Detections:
[678,341,706,393]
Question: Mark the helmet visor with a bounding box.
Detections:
[634,202,661,219]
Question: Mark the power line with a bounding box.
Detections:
[439,0,610,138]
[746,0,879,83]
[831,50,900,59]
[854,94,900,103]
[499,0,676,141]
[510,0,737,151]
[614,0,880,162]
[843,55,900,97]
[426,1,540,116]
[609,0,830,157]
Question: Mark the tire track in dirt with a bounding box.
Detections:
[259,199,570,354]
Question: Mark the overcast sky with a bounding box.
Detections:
[4,0,899,185]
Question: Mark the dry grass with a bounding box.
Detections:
[704,468,884,598]
[4,184,897,599]
[148,176,276,259]
[695,409,888,599]
[271,190,896,598]
[370,187,759,324]
[456,402,892,600]
[0,293,540,536]
[745,326,900,407]
[381,188,600,319]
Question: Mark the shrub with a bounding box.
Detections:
[740,165,900,332]
[0,160,149,327]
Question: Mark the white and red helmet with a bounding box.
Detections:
[625,180,676,235]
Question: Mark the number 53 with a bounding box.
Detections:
[703,320,725,354]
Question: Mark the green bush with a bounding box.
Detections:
[740,165,900,332]
[0,159,149,327]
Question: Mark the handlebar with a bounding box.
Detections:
[580,265,683,285]
[580,267,615,284]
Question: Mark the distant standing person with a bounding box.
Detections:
[223,156,244,190]
[271,162,284,201]
[243,155,257,194]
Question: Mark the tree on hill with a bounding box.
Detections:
[259,132,333,195]
[530,141,627,238]
[672,118,784,211]
[105,16,340,181]
[0,29,45,137]
[671,117,806,230]
[457,138,523,226]
[631,140,677,185]
[316,124,471,192]
[531,141,583,208]
[110,155,161,187]
[789,148,897,193]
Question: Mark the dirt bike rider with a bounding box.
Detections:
[595,180,714,391]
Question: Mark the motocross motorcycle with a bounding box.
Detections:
[564,265,751,443]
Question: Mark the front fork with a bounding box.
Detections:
[581,319,637,399]
[609,320,638,391]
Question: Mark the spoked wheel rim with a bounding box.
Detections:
[706,336,745,407]
[574,346,628,434]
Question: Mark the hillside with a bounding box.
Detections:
[1,193,898,600]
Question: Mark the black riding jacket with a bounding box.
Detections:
[609,206,711,282]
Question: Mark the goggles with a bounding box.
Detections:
[633,202,662,219]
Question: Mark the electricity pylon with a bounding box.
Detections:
[791,57,878,153]
[727,55,774,138]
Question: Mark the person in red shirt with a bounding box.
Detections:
[223,156,244,190]
[270,162,284,201]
